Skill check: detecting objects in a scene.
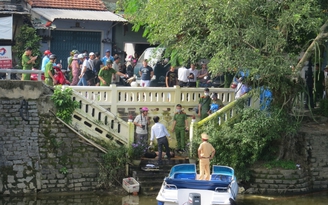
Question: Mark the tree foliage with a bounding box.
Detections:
[13,25,42,68]
[120,0,327,107]
[120,0,328,180]
[194,106,300,180]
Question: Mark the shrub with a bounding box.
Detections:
[195,106,299,181]
[98,144,129,188]
[51,86,79,124]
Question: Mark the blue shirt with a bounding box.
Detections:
[150,122,170,141]
[41,56,50,71]
[210,103,219,113]
[101,56,114,65]
[140,66,153,80]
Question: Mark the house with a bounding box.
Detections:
[27,0,127,68]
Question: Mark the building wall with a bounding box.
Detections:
[112,23,149,60]
[0,81,103,195]
[39,19,113,57]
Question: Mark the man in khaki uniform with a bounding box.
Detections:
[198,133,215,180]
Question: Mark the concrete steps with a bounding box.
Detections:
[129,157,190,196]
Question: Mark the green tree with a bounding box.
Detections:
[120,0,328,180]
[13,25,42,68]
[120,0,327,107]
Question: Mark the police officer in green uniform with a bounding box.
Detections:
[21,47,38,80]
[198,88,211,120]
[172,104,188,152]
[44,54,57,86]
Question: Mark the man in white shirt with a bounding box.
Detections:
[112,56,121,84]
[235,76,249,99]
[150,116,171,165]
[188,63,199,87]
[77,52,94,86]
[178,66,189,87]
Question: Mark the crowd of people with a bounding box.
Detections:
[20,47,138,86]
[166,62,214,88]
[65,49,137,86]
[22,47,231,89]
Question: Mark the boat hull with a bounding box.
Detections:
[156,164,238,205]
[156,184,238,205]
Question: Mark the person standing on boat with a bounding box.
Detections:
[150,116,171,165]
[198,133,215,180]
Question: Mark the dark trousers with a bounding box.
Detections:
[179,81,187,87]
[188,81,196,87]
[157,136,170,164]
[136,133,148,145]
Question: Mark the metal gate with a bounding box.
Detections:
[51,30,101,69]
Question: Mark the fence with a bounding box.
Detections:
[0,69,43,81]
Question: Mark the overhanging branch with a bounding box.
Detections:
[295,20,328,71]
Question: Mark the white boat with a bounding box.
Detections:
[156,164,238,205]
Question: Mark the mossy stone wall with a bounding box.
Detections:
[0,96,103,195]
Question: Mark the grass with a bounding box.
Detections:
[264,160,296,170]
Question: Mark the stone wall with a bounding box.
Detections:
[248,120,328,195]
[248,169,309,194]
[0,99,41,195]
[302,123,328,190]
[37,114,103,193]
[0,81,103,195]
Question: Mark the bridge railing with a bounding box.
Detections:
[0,69,43,81]
[70,85,236,117]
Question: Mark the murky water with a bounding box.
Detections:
[0,191,328,205]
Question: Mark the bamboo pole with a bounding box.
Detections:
[295,20,328,72]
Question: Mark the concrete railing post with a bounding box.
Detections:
[189,117,196,158]
[6,70,11,80]
[174,85,181,108]
[110,84,117,115]
[128,117,135,147]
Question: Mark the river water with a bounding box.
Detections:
[1,191,328,205]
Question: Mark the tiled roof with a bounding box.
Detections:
[28,0,107,11]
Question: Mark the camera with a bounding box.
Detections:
[142,125,146,130]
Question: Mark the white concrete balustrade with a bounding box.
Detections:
[70,88,133,147]
[71,85,236,116]
[67,85,236,147]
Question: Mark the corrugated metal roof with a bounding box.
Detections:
[31,8,127,22]
[29,0,107,11]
